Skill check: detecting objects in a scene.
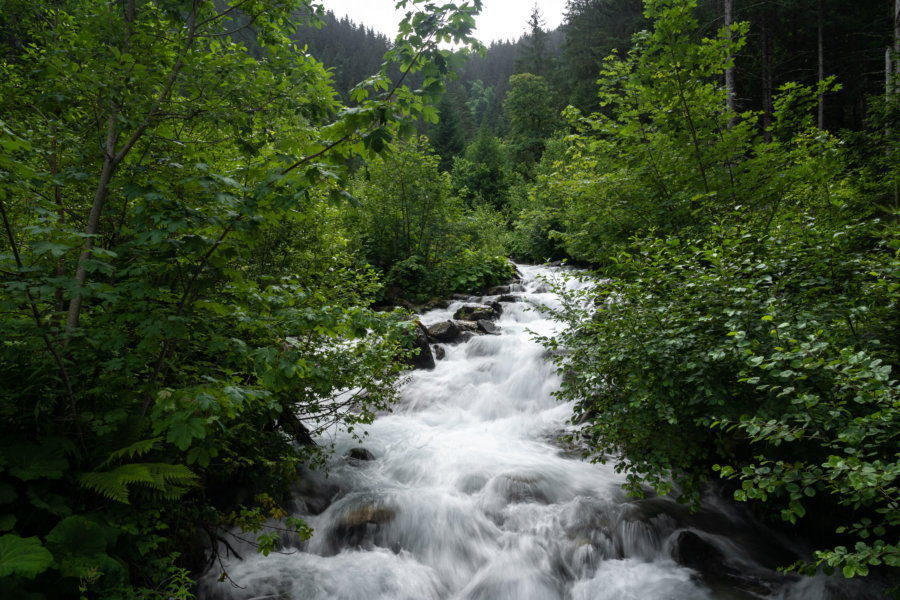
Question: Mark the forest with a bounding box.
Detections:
[0,0,899,597]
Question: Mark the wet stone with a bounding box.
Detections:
[454,305,496,321]
[427,320,461,342]
[477,319,500,335]
[347,447,375,462]
[406,321,435,370]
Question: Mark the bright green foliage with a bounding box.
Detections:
[452,131,511,208]
[538,0,900,581]
[466,80,498,129]
[351,137,513,301]
[0,0,483,596]
[503,73,562,171]
[506,135,571,262]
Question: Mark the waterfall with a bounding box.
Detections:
[198,264,880,600]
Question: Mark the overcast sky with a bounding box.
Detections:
[320,0,569,45]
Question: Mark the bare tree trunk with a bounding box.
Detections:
[65,118,118,330]
[724,0,735,127]
[760,2,773,141]
[895,0,900,89]
[817,0,825,130]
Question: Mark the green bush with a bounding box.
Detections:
[542,212,899,575]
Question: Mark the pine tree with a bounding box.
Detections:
[516,5,549,77]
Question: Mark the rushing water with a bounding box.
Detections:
[199,264,881,600]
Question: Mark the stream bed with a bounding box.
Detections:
[198,264,883,600]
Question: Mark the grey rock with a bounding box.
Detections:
[454,305,495,321]
[477,319,500,335]
[427,320,461,343]
[347,447,376,462]
[405,322,435,370]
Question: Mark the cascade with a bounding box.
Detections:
[198,264,879,600]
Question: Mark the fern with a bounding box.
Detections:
[79,463,198,504]
[99,437,163,468]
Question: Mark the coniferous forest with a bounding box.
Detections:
[1,0,900,597]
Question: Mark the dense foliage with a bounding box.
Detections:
[349,136,513,302]
[2,0,899,593]
[535,0,900,582]
[0,0,485,596]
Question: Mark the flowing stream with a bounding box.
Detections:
[199,264,881,600]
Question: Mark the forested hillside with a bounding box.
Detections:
[1,0,899,597]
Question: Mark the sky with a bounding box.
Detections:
[320,0,569,45]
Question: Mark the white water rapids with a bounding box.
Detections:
[198,264,881,600]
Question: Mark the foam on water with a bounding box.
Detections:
[198,264,879,600]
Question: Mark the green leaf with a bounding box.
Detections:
[0,534,53,579]
[45,516,108,560]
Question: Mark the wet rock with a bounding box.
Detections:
[487,472,554,505]
[670,530,784,597]
[456,320,479,332]
[457,331,477,343]
[342,505,396,527]
[454,305,496,321]
[671,530,727,572]
[406,322,435,370]
[433,344,446,360]
[427,320,461,342]
[477,319,500,335]
[498,294,521,303]
[291,476,346,515]
[417,298,449,312]
[485,285,510,295]
[329,502,399,551]
[347,447,375,462]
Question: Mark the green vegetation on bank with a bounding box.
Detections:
[1,0,899,595]
[0,1,499,597]
[533,0,900,581]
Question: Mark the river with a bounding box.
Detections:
[198,264,881,600]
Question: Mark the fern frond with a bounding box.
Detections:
[79,462,199,504]
[100,437,164,468]
[79,471,131,504]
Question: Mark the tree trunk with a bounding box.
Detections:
[724,0,735,126]
[65,117,119,330]
[817,0,825,130]
[760,2,773,141]
[894,0,900,91]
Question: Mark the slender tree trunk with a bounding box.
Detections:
[65,117,119,330]
[724,0,735,127]
[817,0,825,130]
[760,2,773,142]
[894,0,900,91]
[65,0,198,330]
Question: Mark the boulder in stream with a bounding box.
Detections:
[670,530,785,596]
[453,304,496,321]
[427,320,461,343]
[477,319,500,335]
[485,285,511,295]
[405,322,435,370]
[347,447,376,462]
